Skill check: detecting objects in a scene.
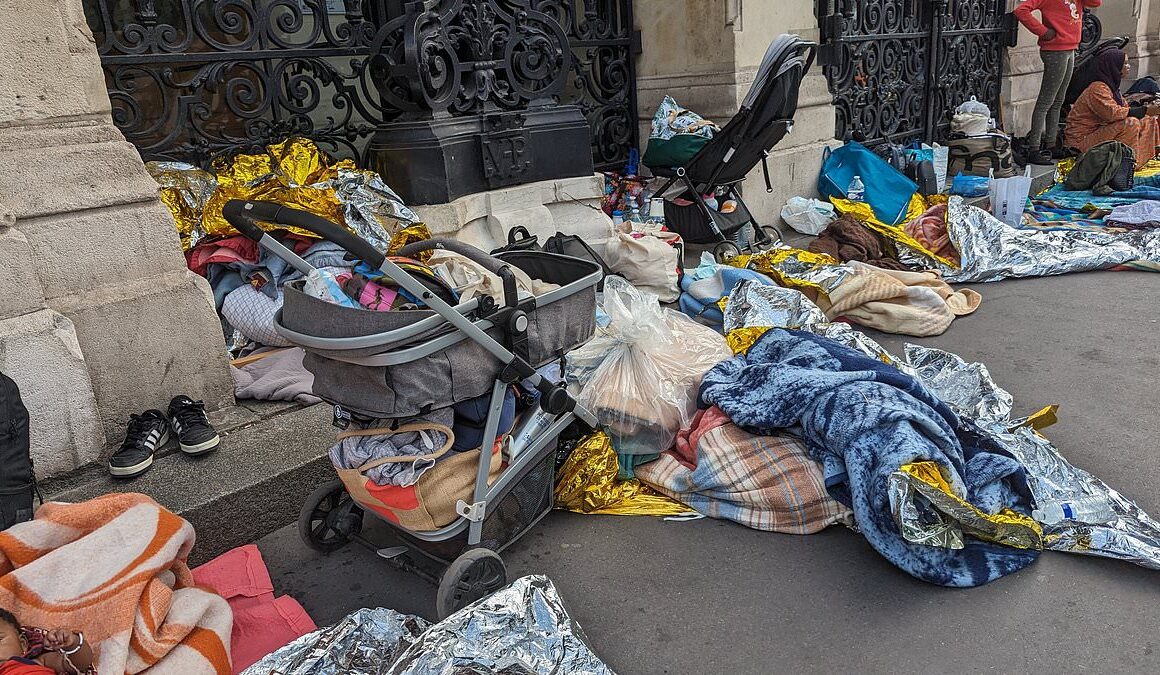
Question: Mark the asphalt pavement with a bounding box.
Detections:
[258,270,1160,675]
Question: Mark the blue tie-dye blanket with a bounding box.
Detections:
[699,329,1039,587]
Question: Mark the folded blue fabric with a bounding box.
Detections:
[699,328,1039,587]
[678,265,774,329]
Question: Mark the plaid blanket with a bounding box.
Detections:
[636,407,852,533]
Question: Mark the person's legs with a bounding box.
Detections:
[1043,50,1077,152]
[1029,50,1074,152]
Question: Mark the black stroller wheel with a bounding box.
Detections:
[298,479,364,554]
[758,225,784,250]
[713,240,741,263]
[436,548,507,619]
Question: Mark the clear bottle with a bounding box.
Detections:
[847,175,866,202]
[647,197,667,227]
[1033,497,1115,525]
[611,210,625,227]
[507,408,558,460]
[628,204,642,229]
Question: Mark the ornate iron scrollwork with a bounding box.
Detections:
[818,0,1006,146]
[84,0,637,172]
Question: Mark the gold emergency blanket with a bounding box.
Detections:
[147,138,418,251]
[830,195,959,269]
[554,432,690,517]
[890,461,1044,551]
[731,248,848,298]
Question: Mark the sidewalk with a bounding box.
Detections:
[256,269,1160,674]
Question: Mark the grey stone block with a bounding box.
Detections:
[0,309,105,477]
[18,200,189,300]
[56,271,234,447]
[48,403,336,565]
[0,228,47,320]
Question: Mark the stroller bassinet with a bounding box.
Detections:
[223,200,600,618]
[646,34,818,261]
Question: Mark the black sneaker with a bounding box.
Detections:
[108,410,169,478]
[167,395,220,455]
[1027,149,1054,166]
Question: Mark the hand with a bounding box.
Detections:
[42,629,79,651]
[1042,27,1058,42]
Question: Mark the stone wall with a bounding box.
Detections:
[633,0,836,228]
[0,0,233,478]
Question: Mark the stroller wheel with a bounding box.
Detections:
[436,548,507,619]
[758,225,784,250]
[298,479,364,554]
[713,240,741,263]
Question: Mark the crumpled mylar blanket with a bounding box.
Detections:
[723,288,1160,569]
[554,432,692,516]
[730,247,849,298]
[830,194,960,269]
[147,137,418,252]
[242,576,615,675]
[933,196,1160,283]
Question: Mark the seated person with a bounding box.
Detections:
[0,609,93,675]
[1065,49,1160,169]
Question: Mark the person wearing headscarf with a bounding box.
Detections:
[1014,0,1103,164]
[1065,49,1160,169]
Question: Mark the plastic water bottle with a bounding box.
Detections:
[647,197,667,227]
[611,210,625,227]
[628,205,642,229]
[1033,497,1115,525]
[847,175,866,202]
[506,408,558,460]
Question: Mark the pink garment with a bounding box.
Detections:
[904,203,960,265]
[192,544,316,673]
[671,407,733,470]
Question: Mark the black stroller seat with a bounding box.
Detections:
[646,34,818,261]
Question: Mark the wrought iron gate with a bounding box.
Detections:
[817,0,1007,146]
[82,0,637,171]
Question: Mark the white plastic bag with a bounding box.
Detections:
[564,277,732,457]
[931,143,950,193]
[988,166,1033,227]
[780,196,836,235]
[603,226,681,303]
[956,96,991,118]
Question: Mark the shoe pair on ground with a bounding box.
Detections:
[108,396,220,478]
[1026,144,1072,166]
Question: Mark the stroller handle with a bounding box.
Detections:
[222,200,386,268]
[397,238,508,276]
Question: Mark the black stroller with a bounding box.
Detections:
[223,200,600,618]
[645,34,818,262]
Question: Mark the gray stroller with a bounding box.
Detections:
[223,200,600,618]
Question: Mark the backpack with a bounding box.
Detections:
[542,232,613,289]
[818,141,919,226]
[0,373,36,531]
[490,226,542,255]
[947,133,1016,178]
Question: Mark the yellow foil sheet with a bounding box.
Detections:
[725,327,773,356]
[732,248,841,298]
[830,196,959,269]
[147,163,215,250]
[1015,405,1059,432]
[387,223,434,262]
[554,432,690,516]
[899,461,1043,550]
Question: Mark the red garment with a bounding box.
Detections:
[671,407,732,470]
[1014,0,1102,51]
[191,544,316,673]
[0,659,53,675]
[186,236,260,277]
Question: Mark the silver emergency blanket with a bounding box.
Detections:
[241,607,428,675]
[242,575,615,675]
[331,167,420,252]
[721,281,827,333]
[934,197,1160,283]
[725,292,1160,568]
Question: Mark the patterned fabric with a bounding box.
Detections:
[636,407,852,534]
[699,329,1041,587]
[0,494,233,674]
[1065,82,1160,170]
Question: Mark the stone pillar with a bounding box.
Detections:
[633,0,837,228]
[0,0,233,476]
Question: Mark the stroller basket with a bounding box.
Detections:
[276,250,600,419]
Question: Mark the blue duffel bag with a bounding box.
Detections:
[818,141,918,226]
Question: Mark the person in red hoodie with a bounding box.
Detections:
[1014,0,1103,164]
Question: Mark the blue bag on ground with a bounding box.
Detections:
[951,172,990,197]
[818,141,918,226]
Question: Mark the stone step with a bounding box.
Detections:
[44,402,334,565]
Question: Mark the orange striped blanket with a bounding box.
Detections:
[0,493,232,674]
